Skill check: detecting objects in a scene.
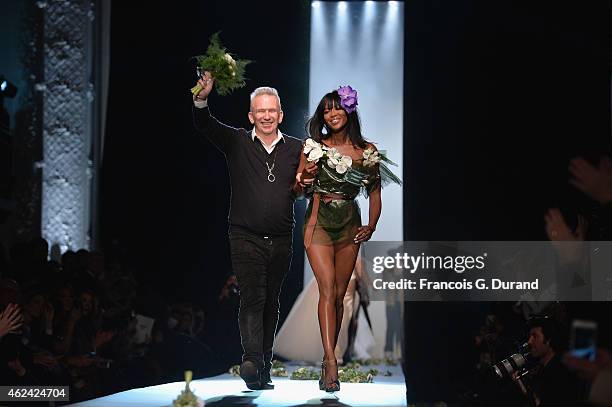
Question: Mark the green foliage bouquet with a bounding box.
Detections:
[190,32,252,97]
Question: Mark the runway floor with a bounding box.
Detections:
[67,362,407,407]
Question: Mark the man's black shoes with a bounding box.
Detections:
[259,370,274,390]
[240,361,276,390]
[239,360,261,390]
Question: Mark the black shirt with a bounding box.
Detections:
[193,105,302,236]
[529,354,582,407]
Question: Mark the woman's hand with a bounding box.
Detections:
[298,161,318,186]
[354,225,375,244]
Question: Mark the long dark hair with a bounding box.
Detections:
[306,90,367,149]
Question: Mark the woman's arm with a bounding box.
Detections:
[355,143,382,243]
[292,147,318,195]
[354,185,381,244]
[367,185,382,231]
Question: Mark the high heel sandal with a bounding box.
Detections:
[319,359,340,392]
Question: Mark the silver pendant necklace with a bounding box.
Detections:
[265,146,278,183]
[266,161,276,183]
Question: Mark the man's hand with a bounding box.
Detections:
[545,208,587,242]
[194,71,215,101]
[569,156,612,204]
[0,303,23,339]
[545,208,587,266]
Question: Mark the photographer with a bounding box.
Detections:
[516,316,582,406]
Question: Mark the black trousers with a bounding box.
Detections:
[229,226,292,375]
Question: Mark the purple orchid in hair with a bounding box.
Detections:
[337,85,358,113]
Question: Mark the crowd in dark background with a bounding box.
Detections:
[0,239,242,403]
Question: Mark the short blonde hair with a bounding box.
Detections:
[250,87,282,111]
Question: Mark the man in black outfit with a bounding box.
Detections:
[192,72,302,390]
[518,316,582,406]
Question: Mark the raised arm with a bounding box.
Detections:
[192,71,239,153]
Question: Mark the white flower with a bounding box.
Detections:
[303,138,324,161]
[326,151,352,174]
[340,155,353,168]
[308,147,324,162]
[363,150,381,167]
[303,138,318,154]
[336,163,349,174]
[363,148,373,159]
[225,53,237,76]
[326,148,341,167]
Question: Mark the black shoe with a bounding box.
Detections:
[240,360,261,390]
[259,382,274,390]
[260,371,274,390]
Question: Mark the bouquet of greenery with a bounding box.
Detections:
[190,32,252,97]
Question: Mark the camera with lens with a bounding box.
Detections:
[492,342,532,379]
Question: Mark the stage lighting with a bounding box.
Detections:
[0,76,18,99]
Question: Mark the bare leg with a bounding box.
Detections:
[335,276,357,361]
[306,243,337,362]
[332,243,360,358]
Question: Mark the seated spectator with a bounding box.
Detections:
[51,284,81,355]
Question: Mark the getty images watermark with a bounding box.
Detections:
[359,241,612,301]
